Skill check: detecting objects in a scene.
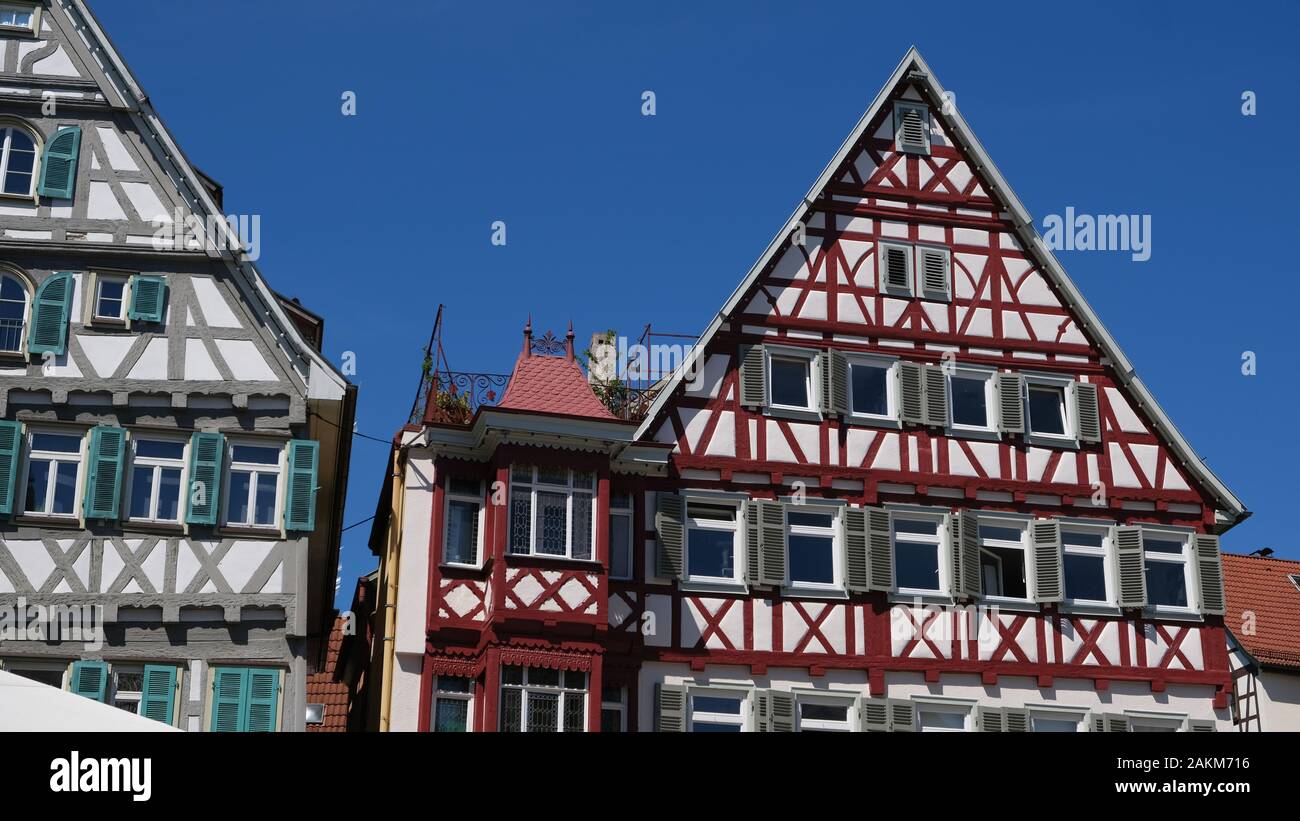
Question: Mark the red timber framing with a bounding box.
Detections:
[409,48,1242,730]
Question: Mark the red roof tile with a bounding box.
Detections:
[497,352,617,420]
[305,614,350,732]
[1222,553,1300,669]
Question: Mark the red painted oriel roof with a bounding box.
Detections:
[1222,553,1300,670]
[498,352,617,420]
[305,613,349,732]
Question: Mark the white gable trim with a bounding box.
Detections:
[632,46,1246,526]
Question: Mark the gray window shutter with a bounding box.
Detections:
[757,500,787,587]
[821,349,848,416]
[1089,714,1105,733]
[843,507,870,593]
[866,507,895,592]
[953,509,981,600]
[859,696,890,732]
[1031,518,1064,603]
[1106,713,1130,733]
[1114,525,1148,609]
[1194,534,1226,616]
[1187,719,1216,732]
[753,689,771,732]
[1003,707,1029,732]
[655,494,684,579]
[770,691,796,732]
[1073,381,1101,443]
[744,503,761,586]
[655,683,686,732]
[893,102,930,155]
[898,361,925,424]
[923,364,948,427]
[917,246,951,301]
[977,706,1004,732]
[880,243,913,294]
[888,699,916,732]
[997,372,1025,433]
[739,345,767,408]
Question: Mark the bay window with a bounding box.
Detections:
[499,665,586,733]
[443,476,483,566]
[507,465,595,560]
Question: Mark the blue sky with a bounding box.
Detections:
[93,0,1300,608]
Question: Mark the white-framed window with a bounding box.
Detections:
[846,354,897,422]
[0,268,29,353]
[878,240,914,296]
[684,499,741,584]
[786,505,841,590]
[687,688,747,732]
[766,347,818,413]
[948,365,997,434]
[90,273,130,323]
[1,658,66,688]
[1029,707,1087,732]
[126,436,186,524]
[609,491,633,580]
[22,428,84,517]
[0,123,37,198]
[978,518,1029,600]
[430,675,472,732]
[797,694,855,733]
[1127,711,1186,733]
[499,666,586,733]
[0,4,37,34]
[109,664,145,714]
[223,440,283,528]
[891,510,947,594]
[1024,374,1075,442]
[1143,529,1193,611]
[507,465,595,560]
[915,700,972,732]
[600,685,626,733]
[443,476,483,566]
[1062,525,1112,605]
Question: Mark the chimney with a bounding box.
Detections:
[522,315,532,357]
[565,321,575,362]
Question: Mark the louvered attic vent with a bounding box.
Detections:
[917,246,951,300]
[893,101,930,155]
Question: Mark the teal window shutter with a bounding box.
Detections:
[211,667,247,732]
[38,126,81,199]
[83,426,125,520]
[283,439,319,531]
[127,275,167,323]
[28,272,73,356]
[139,665,177,726]
[245,668,280,732]
[0,420,21,516]
[186,432,225,526]
[69,660,109,702]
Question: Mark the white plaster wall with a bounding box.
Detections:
[393,454,433,656]
[1257,670,1300,731]
[388,651,424,732]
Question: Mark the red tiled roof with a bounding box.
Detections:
[1222,553,1300,669]
[498,352,617,420]
[305,614,349,732]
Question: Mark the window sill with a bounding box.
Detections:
[1059,600,1122,617]
[946,425,1001,442]
[889,591,953,607]
[0,191,36,203]
[124,519,185,535]
[846,413,902,430]
[979,596,1038,613]
[766,406,823,424]
[783,585,849,601]
[221,524,283,538]
[0,350,28,366]
[1024,433,1079,450]
[13,514,81,529]
[1144,606,1204,623]
[86,318,130,331]
[679,579,749,596]
[440,562,488,574]
[504,553,602,571]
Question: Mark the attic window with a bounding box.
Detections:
[893,101,930,155]
[0,4,37,34]
[1289,574,1300,593]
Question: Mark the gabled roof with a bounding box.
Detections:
[499,352,617,420]
[305,613,350,732]
[1222,553,1300,670]
[632,46,1247,528]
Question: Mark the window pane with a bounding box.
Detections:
[851,364,889,416]
[1028,386,1066,435]
[157,468,181,521]
[789,534,834,585]
[1032,716,1080,733]
[562,691,585,732]
[893,517,937,536]
[528,667,560,686]
[1063,530,1104,548]
[3,172,30,195]
[526,691,559,732]
[692,695,742,714]
[23,459,48,512]
[572,470,595,489]
[895,541,940,591]
[501,665,524,685]
[537,465,569,485]
[253,475,277,525]
[511,464,533,483]
[800,702,848,721]
[563,670,586,690]
[1064,553,1107,601]
[231,445,280,465]
[1146,561,1188,607]
[229,471,252,523]
[770,357,809,407]
[508,487,531,554]
[979,524,1022,543]
[950,376,988,427]
[445,500,479,564]
[52,463,78,514]
[12,668,62,688]
[610,515,632,579]
[693,722,743,732]
[32,433,81,453]
[687,502,735,522]
[129,468,154,519]
[1145,537,1185,555]
[534,491,568,555]
[601,708,623,733]
[919,710,966,731]
[787,510,833,528]
[436,676,471,694]
[499,688,522,732]
[447,476,480,497]
[610,491,632,509]
[572,492,592,560]
[980,544,1026,598]
[687,528,734,579]
[136,440,185,460]
[433,699,468,732]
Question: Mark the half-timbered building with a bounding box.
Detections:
[0,1,355,732]
[367,48,1244,732]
